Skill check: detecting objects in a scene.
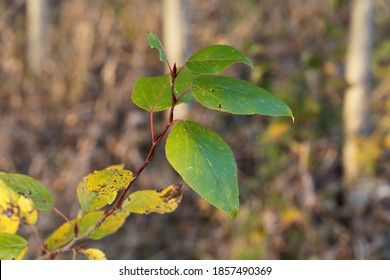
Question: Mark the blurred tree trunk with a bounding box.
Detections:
[26,0,48,74]
[163,0,189,119]
[343,0,375,185]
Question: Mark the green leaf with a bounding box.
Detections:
[0,172,53,211]
[0,232,27,260]
[147,32,166,62]
[186,45,253,75]
[81,248,107,260]
[45,221,75,251]
[86,165,134,205]
[121,185,183,215]
[166,120,239,218]
[131,67,194,112]
[77,174,108,212]
[192,75,293,117]
[78,211,127,240]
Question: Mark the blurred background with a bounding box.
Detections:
[1,0,390,259]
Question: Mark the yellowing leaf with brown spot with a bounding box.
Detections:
[122,185,183,215]
[78,210,127,240]
[17,195,38,225]
[45,220,76,251]
[77,174,109,212]
[82,248,107,260]
[0,180,38,233]
[86,165,134,205]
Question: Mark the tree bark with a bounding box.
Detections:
[343,0,375,185]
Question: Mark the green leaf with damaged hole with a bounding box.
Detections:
[0,172,54,211]
[165,120,239,218]
[186,45,253,75]
[147,32,167,62]
[192,75,293,118]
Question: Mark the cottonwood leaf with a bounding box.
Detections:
[0,232,27,260]
[121,184,183,215]
[186,45,253,75]
[166,120,239,218]
[192,75,293,117]
[81,248,107,260]
[86,165,134,205]
[0,172,53,211]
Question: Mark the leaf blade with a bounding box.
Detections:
[147,32,166,62]
[192,75,293,117]
[86,165,134,205]
[186,45,253,75]
[0,232,27,260]
[81,248,107,260]
[121,185,183,215]
[78,211,127,240]
[0,172,53,211]
[44,221,75,251]
[77,174,108,212]
[131,67,194,112]
[166,121,239,218]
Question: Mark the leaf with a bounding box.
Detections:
[166,120,239,218]
[44,220,75,251]
[0,232,27,260]
[0,215,19,234]
[0,181,38,232]
[0,172,54,211]
[78,211,127,240]
[186,45,253,75]
[131,67,194,112]
[77,174,109,212]
[192,75,293,117]
[86,165,134,205]
[147,32,166,62]
[81,248,107,260]
[122,185,183,215]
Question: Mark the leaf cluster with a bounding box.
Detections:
[0,33,292,259]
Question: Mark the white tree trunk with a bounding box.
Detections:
[343,0,375,185]
[26,0,48,74]
[163,0,189,119]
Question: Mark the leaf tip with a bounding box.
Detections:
[229,207,239,219]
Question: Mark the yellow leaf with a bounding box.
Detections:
[86,165,134,204]
[77,175,109,212]
[78,210,127,240]
[0,180,38,233]
[15,246,28,260]
[0,215,19,234]
[45,221,75,251]
[17,195,38,225]
[81,248,107,260]
[122,184,183,215]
